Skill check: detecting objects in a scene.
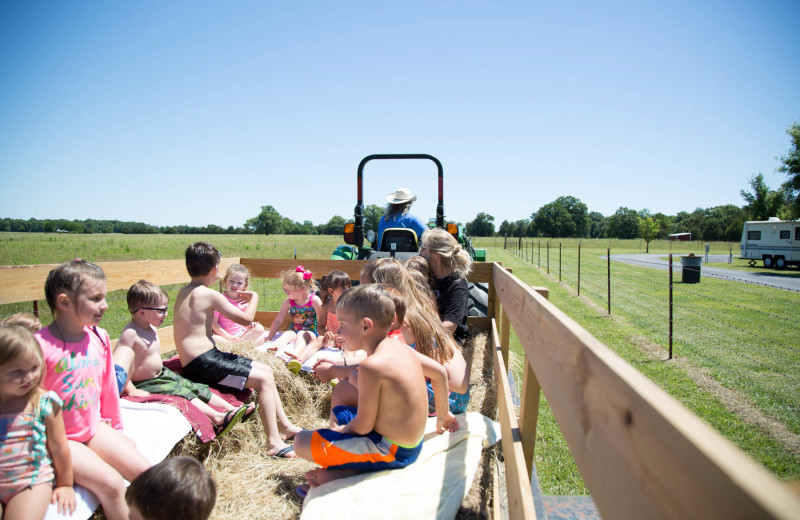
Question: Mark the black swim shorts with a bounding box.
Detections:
[181,348,253,391]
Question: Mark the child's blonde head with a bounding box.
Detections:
[221,264,251,291]
[0,325,45,408]
[420,228,473,278]
[44,259,106,315]
[127,280,169,314]
[336,285,395,331]
[1,313,43,332]
[126,456,217,520]
[381,285,406,329]
[281,265,316,291]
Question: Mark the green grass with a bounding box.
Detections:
[493,246,800,491]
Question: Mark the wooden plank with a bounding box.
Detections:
[500,308,510,366]
[467,316,491,332]
[240,258,368,281]
[254,311,280,328]
[492,319,537,520]
[492,264,800,519]
[0,258,240,304]
[518,362,541,477]
[467,261,495,283]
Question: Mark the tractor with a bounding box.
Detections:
[331,154,488,317]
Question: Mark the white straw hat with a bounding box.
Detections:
[386,188,417,204]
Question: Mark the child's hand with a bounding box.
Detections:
[239,291,256,301]
[126,388,151,398]
[52,485,77,515]
[323,331,335,342]
[334,334,343,348]
[436,412,460,434]
[313,361,335,382]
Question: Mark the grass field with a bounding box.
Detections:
[2,232,799,494]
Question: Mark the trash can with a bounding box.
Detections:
[680,255,702,283]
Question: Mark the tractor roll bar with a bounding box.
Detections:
[354,154,445,248]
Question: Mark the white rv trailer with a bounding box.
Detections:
[740,218,800,268]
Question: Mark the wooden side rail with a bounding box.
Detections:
[492,263,800,519]
[0,258,241,305]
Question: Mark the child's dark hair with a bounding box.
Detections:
[185,242,221,277]
[44,259,106,314]
[127,280,169,314]
[321,270,352,300]
[126,456,216,520]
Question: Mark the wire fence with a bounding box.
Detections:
[506,238,800,434]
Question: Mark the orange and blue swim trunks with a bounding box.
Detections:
[309,406,423,472]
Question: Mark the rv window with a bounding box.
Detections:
[796,227,800,240]
[780,230,790,240]
[748,230,761,241]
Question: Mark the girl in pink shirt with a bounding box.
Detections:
[212,264,266,343]
[35,260,150,520]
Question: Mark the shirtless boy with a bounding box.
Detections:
[173,242,300,457]
[293,284,459,494]
[113,280,253,437]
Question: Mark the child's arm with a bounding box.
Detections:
[211,313,239,342]
[213,289,259,326]
[317,300,330,332]
[44,398,77,515]
[112,334,150,398]
[98,329,124,430]
[414,352,459,434]
[265,298,291,341]
[338,363,381,435]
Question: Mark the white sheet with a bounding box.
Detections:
[44,400,192,520]
[300,412,501,520]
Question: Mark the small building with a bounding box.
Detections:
[668,232,691,241]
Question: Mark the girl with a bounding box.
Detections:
[264,266,323,359]
[287,270,352,373]
[35,259,150,520]
[212,264,267,343]
[369,258,471,415]
[0,325,75,520]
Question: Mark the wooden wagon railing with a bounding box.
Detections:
[1,258,799,519]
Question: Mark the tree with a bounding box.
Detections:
[779,121,800,218]
[639,217,659,253]
[363,204,384,235]
[320,215,346,235]
[466,213,495,236]
[740,173,784,221]
[531,196,588,238]
[605,207,640,239]
[498,220,514,237]
[245,205,283,235]
[588,211,606,238]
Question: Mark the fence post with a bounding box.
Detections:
[538,241,541,268]
[607,247,611,315]
[546,241,550,274]
[33,300,39,318]
[559,242,562,282]
[504,235,507,249]
[578,244,581,296]
[729,244,732,264]
[669,253,673,360]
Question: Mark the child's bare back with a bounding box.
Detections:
[173,283,220,365]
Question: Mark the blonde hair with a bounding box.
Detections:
[1,313,43,332]
[420,228,473,278]
[369,258,455,363]
[44,259,106,315]
[0,325,46,409]
[221,264,252,292]
[127,280,169,313]
[281,266,316,291]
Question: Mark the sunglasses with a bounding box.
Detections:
[140,307,168,315]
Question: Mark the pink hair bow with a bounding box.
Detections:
[295,265,313,280]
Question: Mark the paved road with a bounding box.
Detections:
[607,253,800,292]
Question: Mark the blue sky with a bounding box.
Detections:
[1,1,798,230]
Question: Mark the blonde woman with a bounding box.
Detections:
[419,228,473,343]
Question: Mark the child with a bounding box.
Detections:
[263,266,322,362]
[173,242,300,457]
[126,456,216,520]
[369,258,471,415]
[212,264,267,344]
[286,270,351,374]
[0,325,75,519]
[293,285,458,496]
[34,259,150,520]
[114,280,255,437]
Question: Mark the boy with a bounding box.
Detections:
[126,456,216,520]
[173,242,300,457]
[293,284,459,493]
[113,280,252,437]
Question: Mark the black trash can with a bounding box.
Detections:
[680,255,702,283]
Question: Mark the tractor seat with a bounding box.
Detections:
[379,228,419,253]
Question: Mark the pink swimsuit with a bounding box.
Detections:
[0,391,61,503]
[214,293,249,337]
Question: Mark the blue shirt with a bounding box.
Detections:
[377,213,427,249]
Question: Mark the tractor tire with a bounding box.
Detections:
[467,282,489,317]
